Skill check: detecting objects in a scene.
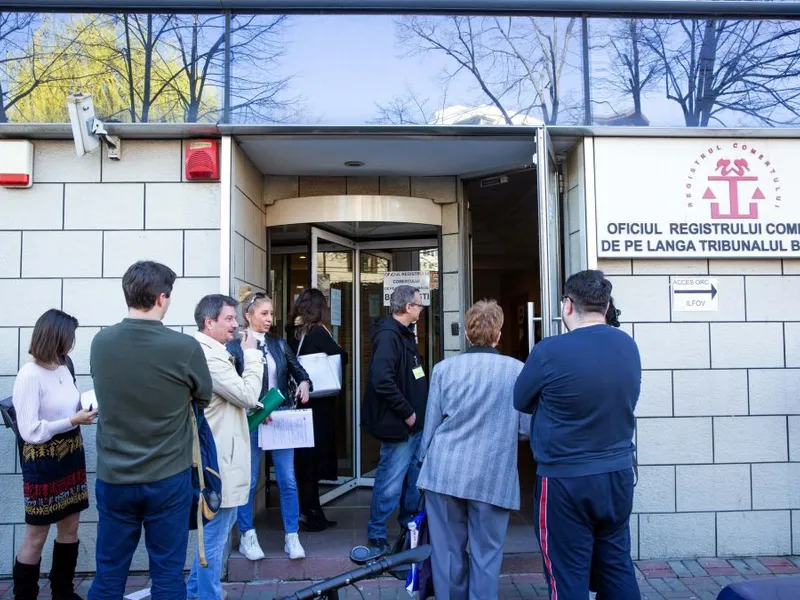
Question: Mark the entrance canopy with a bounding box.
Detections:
[237,134,540,177]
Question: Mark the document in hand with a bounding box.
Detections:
[258,409,314,450]
[247,387,286,432]
[80,389,97,412]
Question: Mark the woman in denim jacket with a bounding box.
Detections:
[228,290,312,561]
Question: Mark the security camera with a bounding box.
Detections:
[66,93,121,160]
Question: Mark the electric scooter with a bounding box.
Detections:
[275,544,431,600]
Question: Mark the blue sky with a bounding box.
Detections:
[269,14,475,124]
[265,14,685,126]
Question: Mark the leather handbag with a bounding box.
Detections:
[297,328,342,398]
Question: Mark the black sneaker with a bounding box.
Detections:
[369,538,391,554]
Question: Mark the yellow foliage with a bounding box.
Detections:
[7,13,220,123]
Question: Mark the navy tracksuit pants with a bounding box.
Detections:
[534,469,641,600]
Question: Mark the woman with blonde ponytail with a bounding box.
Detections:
[226,287,312,561]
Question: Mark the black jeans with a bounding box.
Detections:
[296,456,322,517]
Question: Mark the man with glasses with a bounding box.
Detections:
[358,285,429,560]
[514,270,641,600]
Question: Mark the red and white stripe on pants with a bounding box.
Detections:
[538,476,558,600]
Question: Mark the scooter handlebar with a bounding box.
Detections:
[277,545,432,600]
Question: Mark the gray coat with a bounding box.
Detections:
[417,347,531,511]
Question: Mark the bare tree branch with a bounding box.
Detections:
[643,18,800,126]
[391,15,580,125]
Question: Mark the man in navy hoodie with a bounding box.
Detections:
[514,270,641,600]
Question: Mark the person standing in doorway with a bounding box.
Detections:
[286,288,348,532]
[88,261,213,600]
[229,290,311,561]
[360,285,429,560]
[187,295,263,600]
[514,270,641,600]
[12,309,96,600]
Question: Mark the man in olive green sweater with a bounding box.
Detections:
[88,261,213,600]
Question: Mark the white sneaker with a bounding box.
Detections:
[284,533,306,560]
[238,529,265,561]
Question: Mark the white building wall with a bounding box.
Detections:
[599,235,800,559]
[0,140,222,575]
[231,143,267,296]
[583,135,800,559]
[564,140,588,277]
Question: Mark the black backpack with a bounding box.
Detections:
[0,356,77,461]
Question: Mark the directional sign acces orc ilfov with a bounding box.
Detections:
[672,277,719,312]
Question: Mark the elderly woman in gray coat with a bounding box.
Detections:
[418,300,531,600]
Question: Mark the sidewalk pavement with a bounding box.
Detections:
[1,556,798,599]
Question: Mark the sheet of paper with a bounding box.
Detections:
[258,409,314,450]
[80,389,96,412]
[331,288,342,326]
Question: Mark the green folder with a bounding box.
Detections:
[247,388,287,432]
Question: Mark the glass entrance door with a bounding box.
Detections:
[269,225,442,503]
[308,230,441,487]
[537,127,563,338]
[464,126,563,353]
[309,227,359,503]
[356,240,441,480]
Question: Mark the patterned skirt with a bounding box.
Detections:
[21,427,89,525]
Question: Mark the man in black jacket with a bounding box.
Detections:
[361,285,429,557]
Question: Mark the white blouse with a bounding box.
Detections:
[250,329,278,389]
[12,361,80,444]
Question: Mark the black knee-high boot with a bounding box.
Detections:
[49,541,82,600]
[13,559,40,600]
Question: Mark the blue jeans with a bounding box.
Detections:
[89,469,192,600]
[186,507,238,600]
[236,427,299,534]
[367,431,422,541]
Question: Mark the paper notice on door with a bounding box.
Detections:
[331,288,342,326]
[258,409,315,450]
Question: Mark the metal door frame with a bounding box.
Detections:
[461,126,564,350]
[310,228,442,498]
[537,127,563,339]
[310,227,362,503]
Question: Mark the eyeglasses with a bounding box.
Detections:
[245,292,268,313]
[561,294,573,304]
[408,303,424,309]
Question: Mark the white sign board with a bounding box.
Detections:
[595,138,800,258]
[330,288,342,327]
[383,271,431,306]
[672,277,719,312]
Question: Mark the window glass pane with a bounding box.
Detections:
[228,14,297,123]
[588,17,800,127]
[0,12,225,123]
[230,14,585,125]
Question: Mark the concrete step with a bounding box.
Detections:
[226,551,544,582]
